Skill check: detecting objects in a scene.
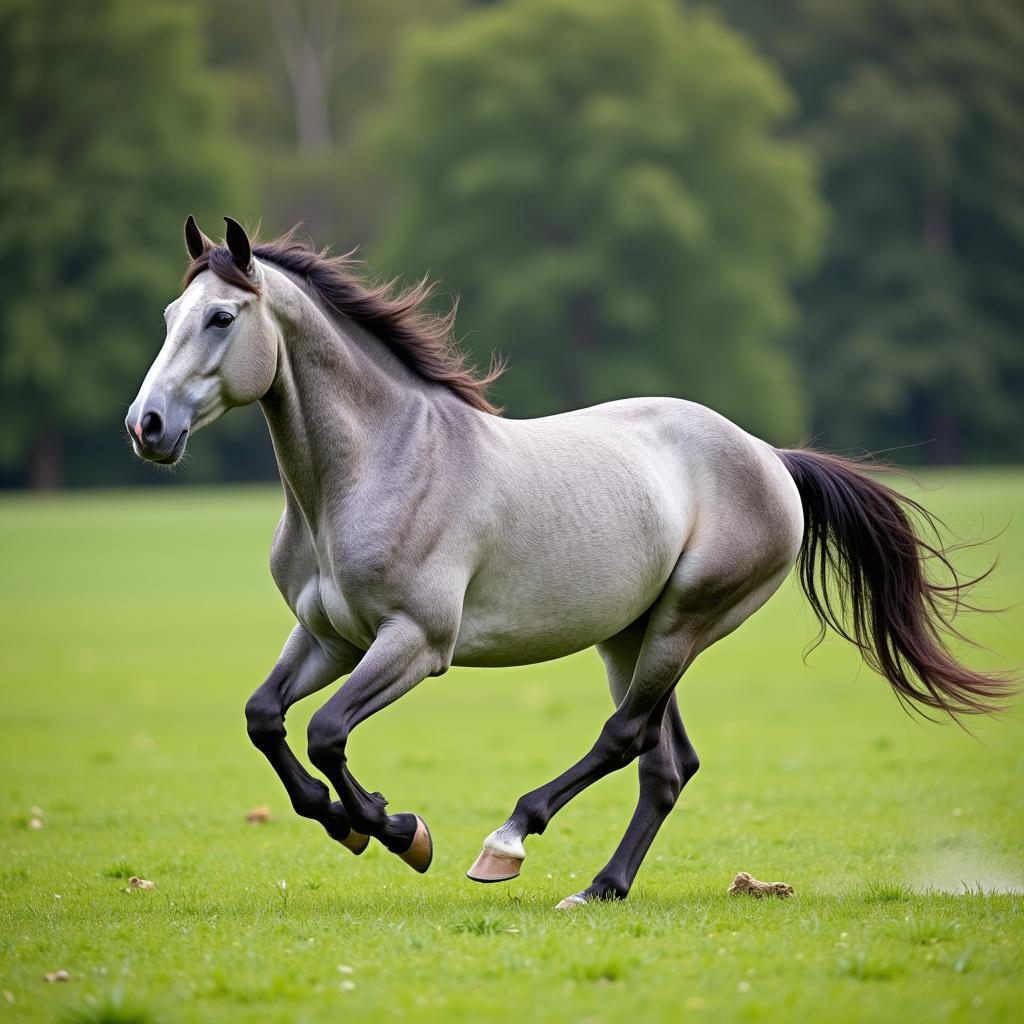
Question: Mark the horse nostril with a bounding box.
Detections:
[141,410,163,443]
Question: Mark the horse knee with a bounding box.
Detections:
[306,711,348,772]
[245,692,284,750]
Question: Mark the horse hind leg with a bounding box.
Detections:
[556,692,698,908]
[468,534,796,892]
[557,620,701,906]
[467,607,695,883]
[553,542,800,905]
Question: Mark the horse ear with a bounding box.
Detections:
[224,216,253,273]
[184,215,213,260]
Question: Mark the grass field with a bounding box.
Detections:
[1,471,1021,1023]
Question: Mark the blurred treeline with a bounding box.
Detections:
[1,0,1021,488]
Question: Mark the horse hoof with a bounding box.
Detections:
[339,829,370,855]
[555,892,588,910]
[466,848,523,883]
[397,815,433,873]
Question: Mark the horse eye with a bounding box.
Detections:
[210,311,234,328]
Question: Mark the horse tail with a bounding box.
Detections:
[775,447,1012,722]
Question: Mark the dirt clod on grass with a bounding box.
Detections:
[43,970,69,983]
[128,876,156,890]
[728,872,794,899]
[246,804,272,824]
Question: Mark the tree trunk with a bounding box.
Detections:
[264,0,338,154]
[28,425,62,490]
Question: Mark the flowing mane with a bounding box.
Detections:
[183,230,503,415]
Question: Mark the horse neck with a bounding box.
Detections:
[258,280,432,526]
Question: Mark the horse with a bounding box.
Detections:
[125,216,1008,908]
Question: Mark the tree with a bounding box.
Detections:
[205,0,462,247]
[0,0,248,487]
[710,0,1024,462]
[374,0,824,440]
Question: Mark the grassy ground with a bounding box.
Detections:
[0,471,1021,1023]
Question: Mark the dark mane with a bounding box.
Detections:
[183,230,503,415]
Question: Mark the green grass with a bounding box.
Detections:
[1,471,1021,1023]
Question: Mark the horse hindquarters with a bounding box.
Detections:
[469,454,805,896]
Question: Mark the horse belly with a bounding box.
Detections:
[452,489,687,667]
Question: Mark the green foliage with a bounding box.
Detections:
[0,0,249,486]
[375,0,824,440]
[711,0,1024,462]
[204,0,462,247]
[3,0,1019,487]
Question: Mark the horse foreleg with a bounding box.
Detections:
[245,625,366,852]
[305,617,448,873]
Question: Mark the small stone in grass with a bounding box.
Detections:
[337,964,353,974]
[128,876,155,890]
[43,970,69,983]
[3,990,15,1004]
[728,871,793,899]
[340,980,356,992]
[28,818,43,830]
[246,804,272,824]
[31,806,44,818]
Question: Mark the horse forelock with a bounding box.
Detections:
[182,231,503,415]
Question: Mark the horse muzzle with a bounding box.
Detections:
[125,398,191,465]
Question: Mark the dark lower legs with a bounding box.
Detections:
[468,609,703,899]
[578,693,699,901]
[245,660,366,852]
[500,693,674,840]
[303,622,443,865]
[246,621,440,871]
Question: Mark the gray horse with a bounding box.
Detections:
[126,217,1006,908]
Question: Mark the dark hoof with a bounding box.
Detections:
[397,815,433,874]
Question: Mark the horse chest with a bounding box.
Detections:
[272,528,378,650]
[287,571,374,650]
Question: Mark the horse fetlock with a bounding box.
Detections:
[586,876,631,902]
[509,797,547,837]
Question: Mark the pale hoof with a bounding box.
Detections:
[397,815,433,874]
[555,892,588,910]
[338,829,370,856]
[466,848,523,883]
